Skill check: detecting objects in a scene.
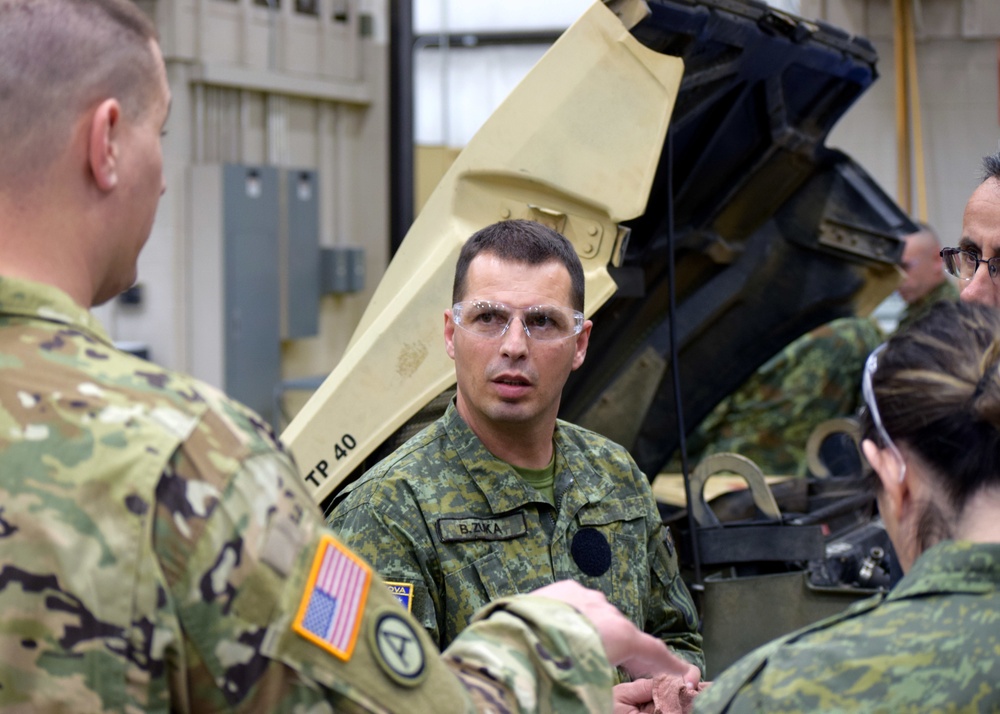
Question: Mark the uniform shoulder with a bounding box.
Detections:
[41,343,290,466]
[767,316,881,370]
[554,420,649,495]
[555,419,633,459]
[116,353,284,457]
[334,418,450,506]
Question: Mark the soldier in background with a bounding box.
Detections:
[329,220,704,676]
[673,223,952,478]
[675,316,883,477]
[0,1,698,710]
[894,223,959,335]
[695,300,1000,712]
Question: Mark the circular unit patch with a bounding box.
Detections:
[571,527,612,577]
[369,609,427,687]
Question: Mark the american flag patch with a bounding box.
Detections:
[293,535,371,660]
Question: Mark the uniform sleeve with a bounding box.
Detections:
[634,459,705,673]
[329,476,446,647]
[689,645,770,714]
[154,410,616,712]
[447,595,615,714]
[645,522,705,671]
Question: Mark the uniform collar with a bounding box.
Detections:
[887,540,1000,601]
[442,401,617,516]
[0,276,113,347]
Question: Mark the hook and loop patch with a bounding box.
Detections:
[369,608,428,687]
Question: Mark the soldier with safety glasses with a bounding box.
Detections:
[329,220,705,704]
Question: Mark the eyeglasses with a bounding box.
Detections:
[451,300,584,341]
[940,247,1000,282]
[862,343,906,483]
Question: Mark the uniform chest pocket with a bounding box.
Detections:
[442,549,516,645]
[572,497,650,624]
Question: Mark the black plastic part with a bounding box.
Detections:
[559,0,914,478]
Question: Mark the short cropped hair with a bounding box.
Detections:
[982,151,1000,183]
[452,220,586,311]
[0,0,159,186]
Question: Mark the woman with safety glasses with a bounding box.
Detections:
[695,299,1000,713]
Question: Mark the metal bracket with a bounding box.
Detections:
[689,452,782,528]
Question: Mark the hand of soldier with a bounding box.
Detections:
[532,580,701,686]
[612,678,656,714]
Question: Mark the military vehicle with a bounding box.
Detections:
[284,0,913,676]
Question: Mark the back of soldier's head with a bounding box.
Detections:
[0,0,159,190]
[861,300,1000,511]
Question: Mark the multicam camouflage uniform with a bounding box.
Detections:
[0,276,616,713]
[894,278,959,336]
[329,402,704,671]
[678,316,884,476]
[694,540,1000,713]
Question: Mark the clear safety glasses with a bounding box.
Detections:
[451,300,584,341]
[862,343,906,482]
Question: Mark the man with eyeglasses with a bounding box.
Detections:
[942,151,1000,306]
[329,220,704,683]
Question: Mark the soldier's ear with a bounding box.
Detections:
[862,438,906,511]
[444,309,457,360]
[571,320,592,371]
[88,99,122,192]
[862,440,896,486]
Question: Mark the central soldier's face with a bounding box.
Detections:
[444,254,590,438]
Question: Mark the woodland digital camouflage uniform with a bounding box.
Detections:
[0,276,617,713]
[694,540,1000,713]
[329,401,704,672]
[677,316,884,476]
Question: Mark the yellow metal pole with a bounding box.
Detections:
[893,0,911,213]
[904,0,928,222]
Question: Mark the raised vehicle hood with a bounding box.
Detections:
[283,0,912,505]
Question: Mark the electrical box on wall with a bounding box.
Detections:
[189,164,282,423]
[189,163,358,423]
[283,169,321,340]
[320,246,366,294]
